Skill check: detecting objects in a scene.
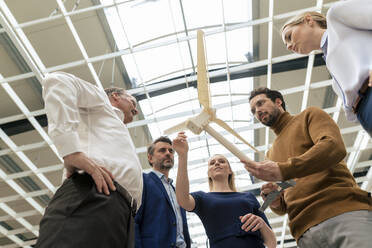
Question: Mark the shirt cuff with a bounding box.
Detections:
[277,161,296,181]
[52,131,82,158]
[344,107,358,122]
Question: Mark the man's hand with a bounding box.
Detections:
[64,152,116,195]
[240,213,266,232]
[369,70,372,87]
[172,132,189,156]
[241,160,283,181]
[261,182,282,208]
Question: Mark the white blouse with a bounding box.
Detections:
[43,72,143,208]
[325,0,372,121]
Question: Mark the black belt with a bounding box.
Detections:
[352,77,370,114]
[115,181,137,217]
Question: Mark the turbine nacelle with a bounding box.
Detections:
[186,109,215,135]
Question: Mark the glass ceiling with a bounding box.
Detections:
[103,0,255,245]
[0,0,370,247]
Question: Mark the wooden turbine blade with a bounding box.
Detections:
[197,30,211,110]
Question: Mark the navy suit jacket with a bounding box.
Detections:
[135,172,191,248]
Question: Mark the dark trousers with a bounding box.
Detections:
[36,173,135,248]
[357,86,372,137]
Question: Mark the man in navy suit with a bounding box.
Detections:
[135,136,191,248]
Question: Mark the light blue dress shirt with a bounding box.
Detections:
[153,170,186,248]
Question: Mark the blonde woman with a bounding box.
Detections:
[281,0,372,136]
[173,132,276,248]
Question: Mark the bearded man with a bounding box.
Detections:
[134,136,191,248]
[243,87,372,248]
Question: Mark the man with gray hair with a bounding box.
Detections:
[36,72,142,248]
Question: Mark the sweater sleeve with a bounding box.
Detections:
[327,0,372,30]
[270,196,287,216]
[278,107,347,180]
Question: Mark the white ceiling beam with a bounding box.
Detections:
[0,1,46,81]
[0,189,51,205]
[0,78,60,160]
[0,76,61,194]
[0,78,333,128]
[0,127,57,194]
[0,0,340,37]
[0,169,47,213]
[5,164,63,181]
[0,109,45,125]
[111,0,162,134]
[0,141,48,157]
[347,130,370,173]
[279,214,289,248]
[0,0,137,34]
[264,0,274,152]
[300,53,315,111]
[55,0,103,89]
[361,166,372,192]
[2,239,35,248]
[0,18,325,86]
[220,0,236,144]
[300,0,323,112]
[266,0,274,89]
[332,98,343,123]
[0,225,25,247]
[0,210,39,222]
[0,202,38,236]
[0,122,364,160]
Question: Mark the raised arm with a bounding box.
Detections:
[173,132,195,211]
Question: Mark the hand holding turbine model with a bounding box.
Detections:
[164,30,295,211]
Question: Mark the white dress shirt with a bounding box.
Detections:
[43,72,143,208]
[325,0,372,121]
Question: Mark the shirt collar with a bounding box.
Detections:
[320,30,328,56]
[153,170,173,184]
[112,106,125,122]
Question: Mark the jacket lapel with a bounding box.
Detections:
[149,171,173,207]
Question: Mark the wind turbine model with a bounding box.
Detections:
[164,30,257,162]
[164,30,295,212]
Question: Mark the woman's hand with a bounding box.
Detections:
[369,70,372,87]
[240,213,277,248]
[172,132,188,156]
[239,213,266,232]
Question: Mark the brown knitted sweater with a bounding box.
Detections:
[267,107,372,240]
